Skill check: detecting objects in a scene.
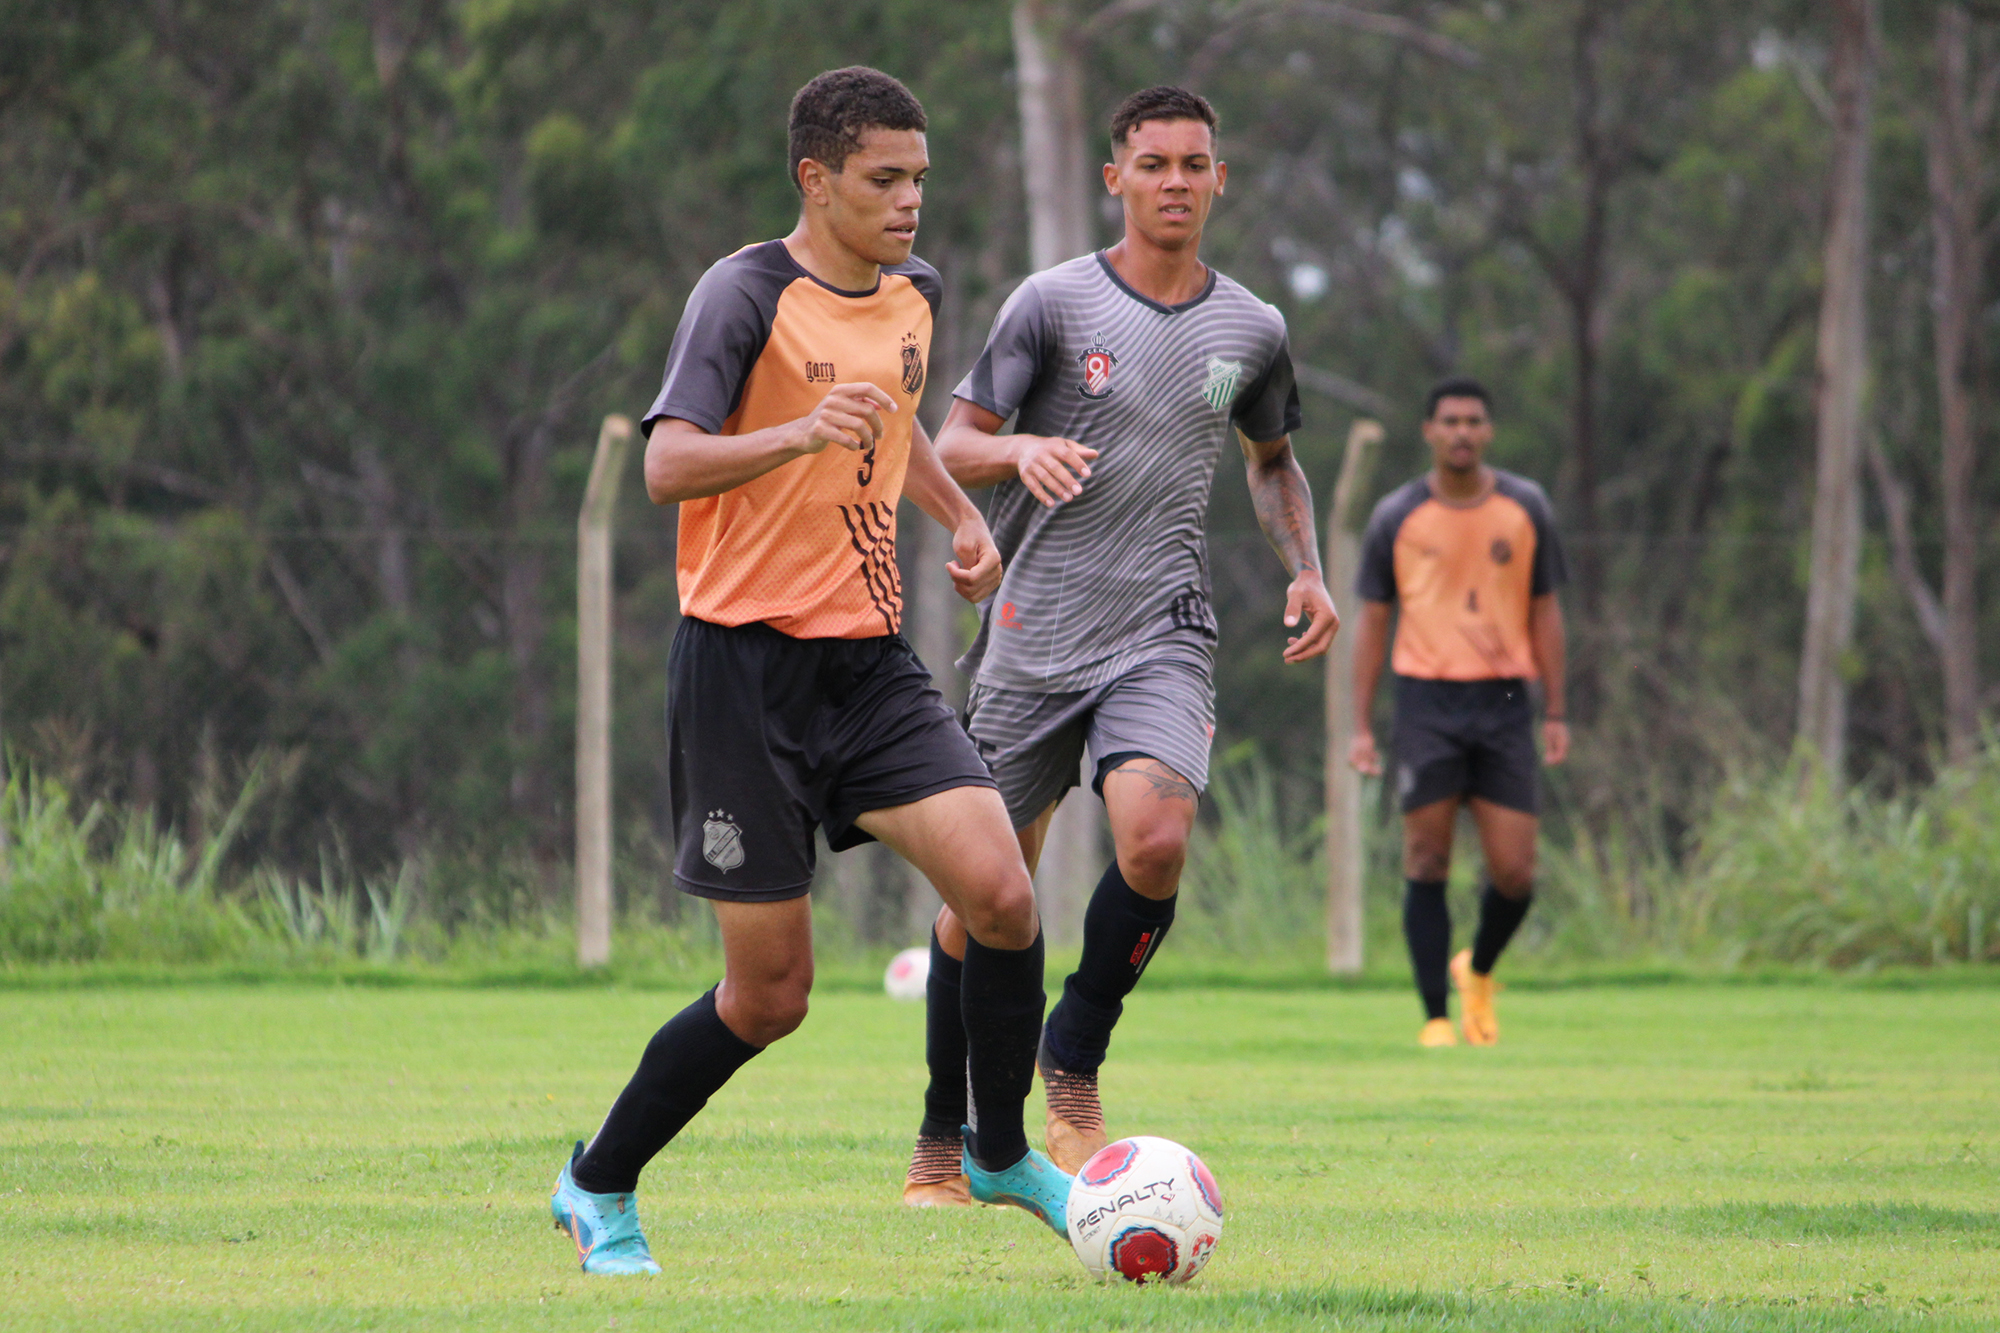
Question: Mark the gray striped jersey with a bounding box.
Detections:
[953,252,1300,693]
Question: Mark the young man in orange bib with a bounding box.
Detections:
[1349,379,1570,1047]
[548,68,1070,1275]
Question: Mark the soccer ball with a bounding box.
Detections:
[882,945,930,1001]
[1066,1136,1224,1284]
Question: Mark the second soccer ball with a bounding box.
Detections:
[882,946,930,1001]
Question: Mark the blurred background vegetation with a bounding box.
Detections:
[1,0,1994,974]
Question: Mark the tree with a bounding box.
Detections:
[1012,0,1097,271]
[1797,0,1878,779]
[1926,1,1989,765]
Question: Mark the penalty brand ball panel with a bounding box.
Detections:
[1066,1136,1224,1284]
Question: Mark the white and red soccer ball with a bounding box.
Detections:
[1066,1136,1224,1284]
[882,946,930,1001]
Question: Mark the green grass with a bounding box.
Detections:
[2,985,1995,1331]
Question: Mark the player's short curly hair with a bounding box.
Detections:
[1109,85,1218,149]
[788,67,927,193]
[1426,377,1493,419]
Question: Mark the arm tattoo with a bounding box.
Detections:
[1125,760,1199,804]
[1246,442,1321,577]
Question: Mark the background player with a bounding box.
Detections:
[901,86,1338,1201]
[549,67,1071,1274]
[1348,379,1570,1047]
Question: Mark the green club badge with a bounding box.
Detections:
[1200,356,1244,412]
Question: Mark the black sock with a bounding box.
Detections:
[1044,861,1176,1074]
[572,986,761,1194]
[918,927,967,1141]
[1471,882,1533,975]
[960,929,1045,1172]
[1403,879,1451,1021]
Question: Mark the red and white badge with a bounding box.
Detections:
[1077,340,1118,400]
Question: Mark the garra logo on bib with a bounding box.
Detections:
[1200,356,1245,412]
[900,332,926,396]
[702,810,745,872]
[1078,339,1118,400]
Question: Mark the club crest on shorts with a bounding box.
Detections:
[1200,356,1245,412]
[1078,338,1118,400]
[702,811,745,872]
[900,332,926,396]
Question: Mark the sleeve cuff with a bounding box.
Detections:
[641,402,726,437]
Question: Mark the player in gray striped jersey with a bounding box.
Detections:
[900,87,1339,1204]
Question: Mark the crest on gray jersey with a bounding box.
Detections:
[1078,339,1118,399]
[702,811,744,872]
[1200,355,1245,412]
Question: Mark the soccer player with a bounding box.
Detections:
[901,86,1337,1201]
[549,67,1071,1275]
[1348,379,1570,1047]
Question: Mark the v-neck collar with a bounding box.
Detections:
[1094,250,1216,315]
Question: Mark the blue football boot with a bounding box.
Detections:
[550,1142,662,1275]
[962,1129,1073,1240]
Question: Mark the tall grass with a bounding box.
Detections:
[7,741,1998,975]
[1176,750,1329,966]
[252,854,417,964]
[0,768,264,963]
[1179,741,2000,974]
[1533,742,2000,969]
[1678,750,2000,967]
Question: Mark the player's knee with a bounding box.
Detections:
[932,904,969,959]
[765,987,812,1040]
[1118,824,1187,896]
[738,985,811,1045]
[1488,866,1535,900]
[1405,846,1451,882]
[718,967,813,1045]
[960,864,1038,950]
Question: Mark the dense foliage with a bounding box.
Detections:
[1,2,1993,933]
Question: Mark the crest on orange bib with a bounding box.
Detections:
[1078,339,1118,400]
[900,333,926,396]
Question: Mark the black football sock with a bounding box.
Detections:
[1043,861,1176,1075]
[1403,879,1451,1021]
[1470,882,1533,975]
[917,927,968,1141]
[960,929,1045,1173]
[571,986,761,1194]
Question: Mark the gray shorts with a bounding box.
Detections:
[964,658,1216,830]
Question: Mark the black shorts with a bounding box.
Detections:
[1391,676,1540,816]
[667,616,996,902]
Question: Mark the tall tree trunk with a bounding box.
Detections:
[1928,3,1982,766]
[1797,0,1876,781]
[1011,0,1094,271]
[1012,0,1101,943]
[1565,0,1611,613]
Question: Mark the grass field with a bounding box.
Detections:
[2,982,1996,1331]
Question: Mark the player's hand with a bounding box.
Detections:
[1543,718,1570,765]
[797,383,897,454]
[1348,730,1382,776]
[947,513,1003,603]
[1011,435,1098,507]
[1280,569,1339,664]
